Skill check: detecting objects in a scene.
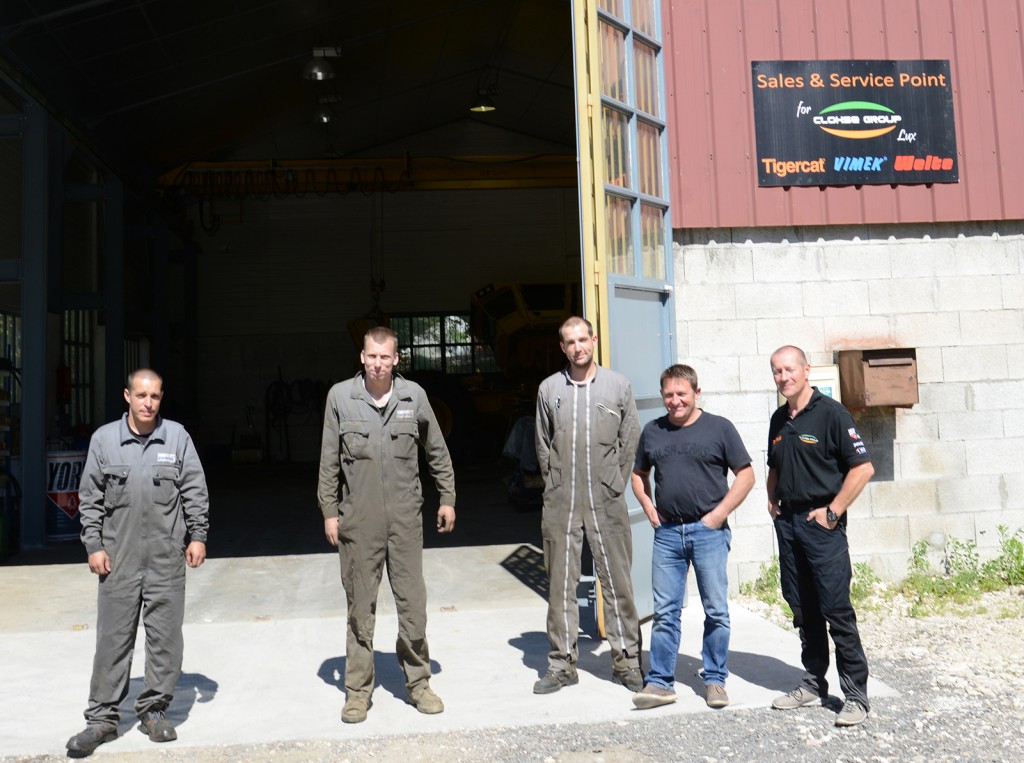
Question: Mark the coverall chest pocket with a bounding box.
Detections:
[594,402,622,445]
[101,465,131,509]
[340,421,371,461]
[390,420,419,460]
[151,464,180,504]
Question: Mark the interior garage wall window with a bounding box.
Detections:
[0,311,21,405]
[392,314,497,375]
[598,1,670,281]
[62,309,94,428]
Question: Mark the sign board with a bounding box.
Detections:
[752,60,957,187]
[777,364,841,408]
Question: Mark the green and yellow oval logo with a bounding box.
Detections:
[813,101,902,139]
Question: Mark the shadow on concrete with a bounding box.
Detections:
[317,654,442,702]
[106,671,220,737]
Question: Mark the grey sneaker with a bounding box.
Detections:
[410,685,444,714]
[771,686,824,710]
[533,668,579,694]
[632,683,677,709]
[612,666,644,692]
[705,683,729,708]
[835,698,868,727]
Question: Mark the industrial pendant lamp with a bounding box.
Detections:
[470,89,496,113]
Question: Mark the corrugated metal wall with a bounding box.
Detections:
[663,0,1024,227]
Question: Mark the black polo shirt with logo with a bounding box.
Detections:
[767,388,870,511]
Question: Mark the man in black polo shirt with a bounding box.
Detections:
[766,345,874,727]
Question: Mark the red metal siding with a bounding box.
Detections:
[664,0,1024,227]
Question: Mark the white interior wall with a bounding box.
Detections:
[674,221,1024,586]
[194,187,580,463]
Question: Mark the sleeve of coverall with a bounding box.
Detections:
[534,389,552,484]
[179,434,210,543]
[418,391,457,507]
[78,436,108,556]
[618,383,641,485]
[316,392,343,518]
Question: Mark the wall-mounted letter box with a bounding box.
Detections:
[837,348,918,407]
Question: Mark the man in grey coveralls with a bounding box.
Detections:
[318,326,456,724]
[533,316,643,694]
[66,369,209,758]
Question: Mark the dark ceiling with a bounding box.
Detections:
[0,0,576,191]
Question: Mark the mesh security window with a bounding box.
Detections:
[391,314,497,375]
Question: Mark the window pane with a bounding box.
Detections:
[640,203,666,280]
[637,121,662,197]
[633,0,657,38]
[445,315,470,343]
[603,107,631,188]
[633,41,659,118]
[606,194,633,276]
[598,21,627,103]
[598,0,624,21]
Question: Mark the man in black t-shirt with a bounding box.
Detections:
[630,364,753,711]
[767,345,874,728]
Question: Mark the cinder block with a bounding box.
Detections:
[682,246,753,285]
[893,312,961,347]
[936,276,1003,312]
[941,346,1009,382]
[936,475,1004,513]
[918,381,970,411]
[824,315,894,348]
[937,410,1006,440]
[678,283,737,320]
[739,354,772,392]
[970,380,1024,410]
[959,310,1024,345]
[1000,274,1024,309]
[1007,344,1024,377]
[907,513,978,548]
[898,441,967,480]
[823,245,892,281]
[914,347,943,384]
[868,278,937,314]
[733,420,769,455]
[863,552,912,582]
[868,479,937,517]
[729,525,778,566]
[701,390,773,425]
[735,282,804,319]
[974,512,1024,550]
[802,281,870,317]
[847,516,909,554]
[756,318,825,356]
[689,354,740,393]
[751,245,822,283]
[688,319,759,356]
[895,410,938,442]
[1005,409,1024,437]
[965,437,1024,475]
[953,238,1018,276]
[890,240,956,277]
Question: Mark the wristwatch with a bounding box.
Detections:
[826,505,839,522]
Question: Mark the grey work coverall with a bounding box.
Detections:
[78,414,210,725]
[535,366,642,675]
[317,373,456,700]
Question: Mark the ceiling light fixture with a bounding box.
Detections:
[303,46,341,81]
[470,89,497,113]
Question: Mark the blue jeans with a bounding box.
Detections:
[647,519,732,689]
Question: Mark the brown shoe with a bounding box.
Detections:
[342,695,371,724]
[632,683,677,709]
[410,685,444,714]
[138,712,177,742]
[705,683,729,708]
[66,724,117,757]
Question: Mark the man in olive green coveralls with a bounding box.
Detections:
[317,326,456,724]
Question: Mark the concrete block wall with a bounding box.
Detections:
[674,222,1024,589]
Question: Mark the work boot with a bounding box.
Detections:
[410,685,445,714]
[138,711,177,742]
[612,666,644,692]
[533,667,579,694]
[66,724,117,757]
[771,685,825,710]
[341,695,371,724]
[632,683,677,709]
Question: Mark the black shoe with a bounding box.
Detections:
[533,668,579,694]
[138,711,177,743]
[612,667,644,692]
[66,725,117,757]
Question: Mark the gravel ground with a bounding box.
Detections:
[8,587,1023,763]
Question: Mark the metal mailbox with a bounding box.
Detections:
[837,348,918,408]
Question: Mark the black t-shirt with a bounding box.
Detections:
[767,388,871,509]
[634,411,752,523]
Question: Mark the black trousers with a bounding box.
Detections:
[774,511,869,708]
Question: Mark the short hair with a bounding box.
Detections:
[364,326,398,352]
[770,345,809,367]
[558,316,594,341]
[660,364,699,390]
[126,368,163,391]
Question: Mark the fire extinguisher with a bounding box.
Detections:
[56,364,72,403]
